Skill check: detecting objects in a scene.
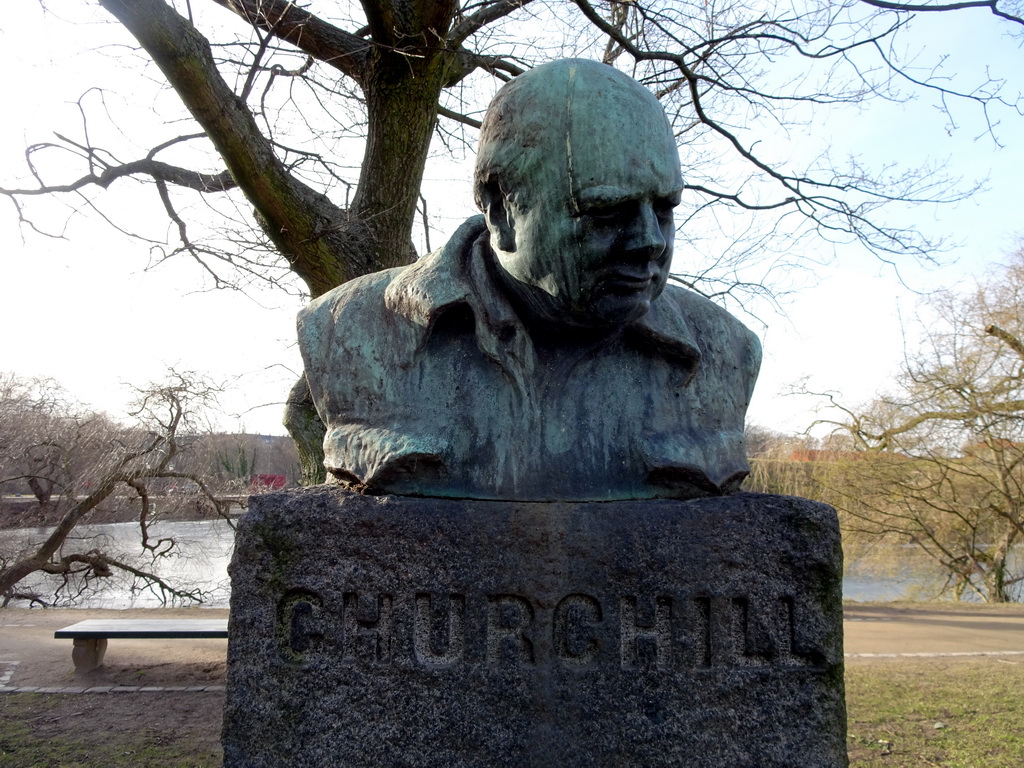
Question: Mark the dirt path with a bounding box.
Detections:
[1,603,1022,766]
[0,608,228,766]
[2,602,1023,693]
[0,608,229,692]
[844,602,1024,656]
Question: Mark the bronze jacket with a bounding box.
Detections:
[298,216,761,501]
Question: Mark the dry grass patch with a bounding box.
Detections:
[847,657,1024,767]
[2,656,1022,766]
[0,692,222,768]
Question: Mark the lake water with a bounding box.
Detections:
[5,519,236,609]
[2,519,1014,608]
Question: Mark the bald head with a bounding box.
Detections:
[474,59,683,329]
[474,59,681,211]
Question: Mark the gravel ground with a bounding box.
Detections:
[2,602,1023,692]
[0,603,1021,767]
[0,608,228,691]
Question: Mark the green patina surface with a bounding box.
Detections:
[298,60,761,502]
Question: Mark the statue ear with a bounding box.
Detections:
[480,182,517,253]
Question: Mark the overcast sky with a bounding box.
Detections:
[1,3,1021,438]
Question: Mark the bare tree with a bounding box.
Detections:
[0,370,233,607]
[188,432,302,490]
[807,247,1024,602]
[2,0,1021,482]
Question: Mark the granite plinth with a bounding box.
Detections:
[223,487,846,767]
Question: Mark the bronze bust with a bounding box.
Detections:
[299,59,761,500]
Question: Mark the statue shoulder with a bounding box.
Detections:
[297,267,412,394]
[299,269,401,335]
[658,284,762,374]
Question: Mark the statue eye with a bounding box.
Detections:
[654,197,679,221]
[580,204,626,225]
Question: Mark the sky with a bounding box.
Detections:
[1,2,1022,438]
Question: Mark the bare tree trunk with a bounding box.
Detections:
[27,477,52,506]
[0,481,115,597]
[98,0,463,484]
[283,375,327,487]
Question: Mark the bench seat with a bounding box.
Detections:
[55,619,228,674]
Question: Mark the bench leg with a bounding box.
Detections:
[71,638,107,674]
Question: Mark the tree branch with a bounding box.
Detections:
[437,105,482,128]
[986,324,1024,360]
[99,0,353,295]
[449,0,535,47]
[211,0,371,82]
[859,0,1024,26]
[0,156,236,197]
[569,0,959,258]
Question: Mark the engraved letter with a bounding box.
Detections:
[553,594,602,665]
[277,589,324,662]
[692,596,712,667]
[620,596,672,669]
[731,597,775,666]
[342,592,393,664]
[778,596,828,667]
[486,594,535,665]
[413,593,466,666]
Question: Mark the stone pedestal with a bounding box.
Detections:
[223,488,846,767]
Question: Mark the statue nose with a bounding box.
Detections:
[623,203,667,259]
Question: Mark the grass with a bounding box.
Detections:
[2,659,1022,766]
[0,692,221,768]
[846,657,1024,767]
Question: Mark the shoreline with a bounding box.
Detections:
[0,497,243,530]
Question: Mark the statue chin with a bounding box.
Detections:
[496,279,653,332]
[577,292,653,328]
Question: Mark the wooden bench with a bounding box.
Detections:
[54,619,229,674]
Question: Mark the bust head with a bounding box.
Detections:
[474,60,683,329]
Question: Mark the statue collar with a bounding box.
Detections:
[384,215,702,382]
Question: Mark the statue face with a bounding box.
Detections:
[480,61,684,329]
[491,138,682,329]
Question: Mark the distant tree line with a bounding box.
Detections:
[748,247,1024,603]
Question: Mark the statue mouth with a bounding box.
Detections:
[602,272,657,294]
